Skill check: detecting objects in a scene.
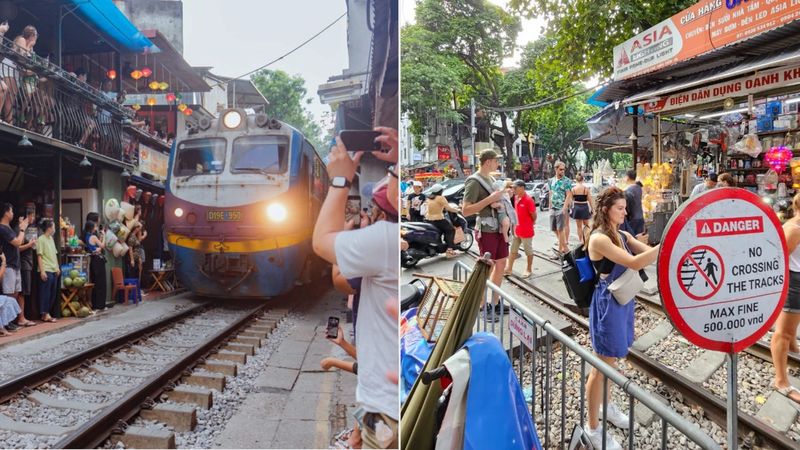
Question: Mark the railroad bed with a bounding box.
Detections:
[403,248,800,449]
[0,282,352,449]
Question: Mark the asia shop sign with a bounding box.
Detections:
[437,145,451,160]
[613,0,800,80]
[657,188,788,353]
[643,65,800,113]
[139,145,169,179]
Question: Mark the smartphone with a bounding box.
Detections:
[339,130,383,152]
[326,317,340,339]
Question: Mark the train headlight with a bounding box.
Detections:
[266,203,287,222]
[223,111,242,129]
[174,207,184,218]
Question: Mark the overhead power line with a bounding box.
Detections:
[208,12,347,88]
[479,82,608,113]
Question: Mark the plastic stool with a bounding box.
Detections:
[123,278,142,304]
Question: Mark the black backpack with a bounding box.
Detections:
[561,244,596,308]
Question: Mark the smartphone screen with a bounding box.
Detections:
[326,316,340,339]
[339,130,382,152]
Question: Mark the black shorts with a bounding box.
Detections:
[785,271,800,313]
[20,269,31,296]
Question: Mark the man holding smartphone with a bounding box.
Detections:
[0,204,34,327]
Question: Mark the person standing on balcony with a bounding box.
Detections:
[0,19,15,125]
[13,26,41,130]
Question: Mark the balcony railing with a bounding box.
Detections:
[0,36,134,163]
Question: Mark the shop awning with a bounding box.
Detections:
[581,105,695,151]
[67,0,153,52]
[130,175,165,191]
[623,48,800,106]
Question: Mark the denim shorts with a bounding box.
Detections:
[785,271,800,313]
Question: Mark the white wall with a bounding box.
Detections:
[62,189,99,231]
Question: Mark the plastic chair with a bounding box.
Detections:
[111,268,136,304]
[124,278,142,304]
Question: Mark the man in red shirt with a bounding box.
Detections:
[506,180,537,278]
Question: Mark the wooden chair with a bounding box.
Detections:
[111,267,136,304]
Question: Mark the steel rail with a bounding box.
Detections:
[491,256,798,450]
[0,301,207,405]
[55,302,270,449]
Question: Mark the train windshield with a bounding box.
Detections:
[231,136,288,174]
[174,138,227,177]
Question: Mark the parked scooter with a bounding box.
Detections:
[539,182,550,211]
[401,210,473,269]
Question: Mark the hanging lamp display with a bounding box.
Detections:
[764,145,792,173]
[183,108,193,116]
[166,93,176,103]
[130,70,143,80]
[131,104,141,111]
[107,69,117,80]
[177,103,187,112]
[141,67,152,78]
[147,97,157,106]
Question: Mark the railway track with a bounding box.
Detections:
[464,249,800,449]
[0,301,288,449]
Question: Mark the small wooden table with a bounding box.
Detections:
[60,283,95,317]
[148,269,175,292]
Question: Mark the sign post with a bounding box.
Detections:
[657,188,788,449]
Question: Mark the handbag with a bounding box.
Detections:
[608,268,644,305]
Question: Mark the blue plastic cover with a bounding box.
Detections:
[463,333,542,450]
[399,307,432,404]
[68,0,154,52]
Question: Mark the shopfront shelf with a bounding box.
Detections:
[724,167,769,171]
[756,127,800,137]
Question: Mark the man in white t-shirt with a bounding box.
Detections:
[313,128,399,449]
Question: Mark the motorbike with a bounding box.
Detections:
[539,183,550,211]
[401,209,473,269]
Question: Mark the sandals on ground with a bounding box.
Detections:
[773,383,800,404]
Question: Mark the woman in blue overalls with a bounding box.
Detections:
[584,187,660,450]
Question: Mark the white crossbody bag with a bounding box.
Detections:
[607,234,643,305]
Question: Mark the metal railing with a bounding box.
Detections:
[0,36,133,161]
[453,261,721,450]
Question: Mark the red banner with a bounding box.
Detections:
[437,145,451,160]
[613,0,800,80]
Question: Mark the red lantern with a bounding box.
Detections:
[141,67,152,78]
[126,185,137,201]
[166,92,176,103]
[107,69,117,80]
[183,108,193,116]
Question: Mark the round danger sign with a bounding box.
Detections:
[658,188,788,353]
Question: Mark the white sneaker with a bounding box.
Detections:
[600,403,630,429]
[584,424,623,450]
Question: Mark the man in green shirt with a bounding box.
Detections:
[36,219,59,322]
[463,150,506,317]
[549,161,573,254]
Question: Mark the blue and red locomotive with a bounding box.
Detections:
[165,109,328,298]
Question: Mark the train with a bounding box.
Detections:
[164,108,329,298]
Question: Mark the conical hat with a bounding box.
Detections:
[104,199,120,221]
[120,202,135,221]
[112,242,126,258]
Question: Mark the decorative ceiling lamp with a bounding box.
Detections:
[159,82,169,91]
[130,70,143,80]
[148,81,160,90]
[141,67,152,78]
[764,145,793,173]
[177,103,187,112]
[183,107,193,116]
[165,93,176,103]
[132,103,141,111]
[147,97,157,106]
[107,69,117,80]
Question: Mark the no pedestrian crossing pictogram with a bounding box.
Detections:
[677,245,724,301]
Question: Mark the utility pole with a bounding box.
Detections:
[470,98,476,172]
[451,91,465,177]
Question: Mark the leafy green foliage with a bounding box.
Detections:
[250,69,327,153]
[508,0,696,81]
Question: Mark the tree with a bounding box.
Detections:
[415,0,522,175]
[508,0,695,81]
[250,69,327,153]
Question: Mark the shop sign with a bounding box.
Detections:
[658,188,787,353]
[413,153,423,161]
[437,145,451,161]
[509,308,534,351]
[643,65,800,113]
[613,0,800,80]
[139,145,169,179]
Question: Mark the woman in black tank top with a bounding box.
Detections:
[570,173,593,244]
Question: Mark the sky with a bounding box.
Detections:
[182,0,349,128]
[400,0,546,67]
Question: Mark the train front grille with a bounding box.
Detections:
[203,253,253,276]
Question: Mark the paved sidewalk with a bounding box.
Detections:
[213,288,357,449]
